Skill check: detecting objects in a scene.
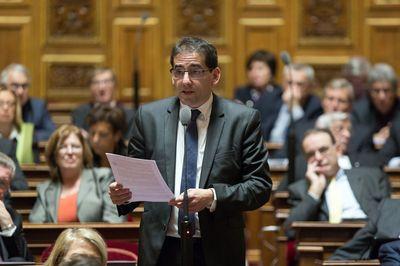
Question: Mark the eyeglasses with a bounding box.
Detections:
[170,67,211,79]
[305,145,331,160]
[370,88,393,95]
[91,79,114,86]
[9,83,29,90]
[59,144,83,154]
[0,100,16,108]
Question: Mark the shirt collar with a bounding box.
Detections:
[179,94,213,121]
[335,168,346,181]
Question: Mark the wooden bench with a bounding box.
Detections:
[292,221,366,266]
[20,164,50,189]
[23,222,140,259]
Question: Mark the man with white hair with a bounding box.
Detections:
[1,63,55,141]
[0,152,31,261]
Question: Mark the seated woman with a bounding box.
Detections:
[86,105,127,168]
[29,124,125,223]
[44,228,107,266]
[0,87,37,163]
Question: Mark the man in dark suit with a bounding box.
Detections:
[109,36,272,266]
[331,198,400,262]
[1,63,56,141]
[352,63,400,150]
[284,128,390,238]
[71,67,134,139]
[0,152,31,261]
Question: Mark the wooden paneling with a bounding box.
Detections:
[366,18,400,73]
[112,16,161,103]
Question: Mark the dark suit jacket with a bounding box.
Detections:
[29,168,124,223]
[22,97,55,142]
[0,204,32,261]
[284,167,391,238]
[379,118,400,165]
[331,198,400,260]
[352,96,400,134]
[379,240,400,265]
[71,102,134,139]
[117,95,272,266]
[0,139,28,190]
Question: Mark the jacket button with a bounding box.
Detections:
[354,162,360,167]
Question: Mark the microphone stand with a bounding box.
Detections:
[180,123,194,266]
[286,64,296,185]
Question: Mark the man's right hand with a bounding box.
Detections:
[306,162,327,199]
[109,182,132,205]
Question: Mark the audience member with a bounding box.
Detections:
[44,228,107,266]
[71,67,133,139]
[352,63,400,149]
[283,128,390,238]
[86,105,127,168]
[0,87,38,163]
[378,240,400,265]
[277,112,378,191]
[342,56,371,100]
[0,152,32,261]
[29,124,124,223]
[331,198,400,262]
[59,254,102,266]
[1,63,55,141]
[234,49,282,108]
[266,63,322,150]
[379,118,400,166]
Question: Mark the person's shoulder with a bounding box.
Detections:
[72,102,91,113]
[36,179,54,193]
[218,96,256,114]
[89,167,112,180]
[29,97,46,105]
[139,97,177,113]
[346,166,385,177]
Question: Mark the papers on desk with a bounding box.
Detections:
[106,153,174,202]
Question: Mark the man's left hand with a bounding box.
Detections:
[169,188,214,213]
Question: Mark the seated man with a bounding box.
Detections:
[1,63,56,141]
[378,118,400,166]
[352,63,400,149]
[71,67,134,139]
[283,128,390,238]
[277,112,377,191]
[266,63,323,157]
[0,138,27,190]
[342,56,371,101]
[331,198,400,262]
[0,152,32,261]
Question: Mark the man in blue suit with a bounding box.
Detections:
[1,63,56,141]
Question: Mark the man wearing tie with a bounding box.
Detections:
[109,36,272,266]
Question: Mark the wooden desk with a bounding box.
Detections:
[292,221,366,266]
[20,164,50,189]
[323,260,380,266]
[23,222,140,258]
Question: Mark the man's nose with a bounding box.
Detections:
[182,72,191,83]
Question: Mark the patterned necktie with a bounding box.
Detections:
[179,109,201,236]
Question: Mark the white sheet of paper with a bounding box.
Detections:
[106,153,174,202]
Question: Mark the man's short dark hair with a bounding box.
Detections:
[170,36,218,69]
[246,50,277,77]
[302,128,336,153]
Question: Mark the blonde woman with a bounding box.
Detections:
[45,228,107,266]
[0,87,36,163]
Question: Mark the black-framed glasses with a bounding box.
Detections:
[169,67,211,79]
[10,82,29,90]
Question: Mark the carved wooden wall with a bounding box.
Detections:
[0,0,399,103]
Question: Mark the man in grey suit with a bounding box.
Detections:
[109,36,272,266]
[284,128,390,238]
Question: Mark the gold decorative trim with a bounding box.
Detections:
[294,56,349,65]
[42,54,105,63]
[0,16,30,24]
[239,18,284,26]
[367,18,400,26]
[113,17,159,26]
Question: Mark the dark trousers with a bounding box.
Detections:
[156,236,206,266]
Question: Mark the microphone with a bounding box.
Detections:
[179,107,191,127]
[280,51,292,66]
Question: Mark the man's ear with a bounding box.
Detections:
[212,67,221,86]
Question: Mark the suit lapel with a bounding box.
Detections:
[45,182,61,222]
[199,95,225,188]
[346,170,365,207]
[165,98,180,190]
[77,169,92,211]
